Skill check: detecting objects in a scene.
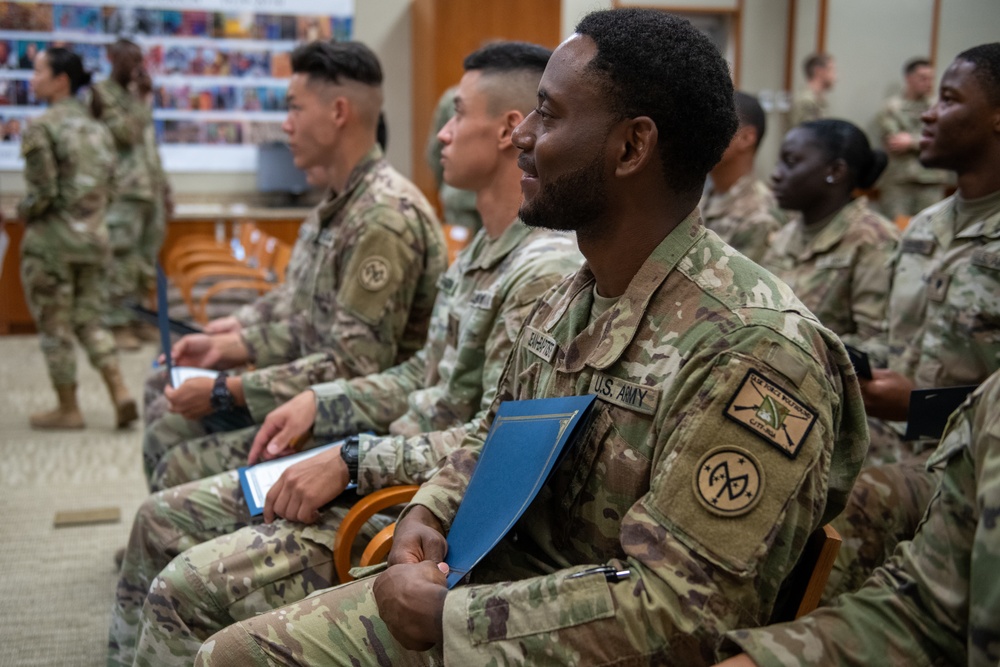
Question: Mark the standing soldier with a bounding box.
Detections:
[789,53,835,127]
[875,57,950,221]
[20,47,137,429]
[93,38,165,351]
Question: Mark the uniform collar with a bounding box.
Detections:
[317,144,384,225]
[543,210,704,372]
[793,196,868,259]
[466,218,532,271]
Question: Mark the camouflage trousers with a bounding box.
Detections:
[108,470,387,667]
[196,574,443,667]
[142,369,170,427]
[106,199,162,328]
[878,182,947,222]
[144,408,255,491]
[823,449,938,603]
[21,254,117,386]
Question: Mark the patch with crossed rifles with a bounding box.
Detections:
[694,447,762,517]
[724,369,817,459]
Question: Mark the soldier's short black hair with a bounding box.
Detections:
[290,40,382,87]
[463,41,551,74]
[45,47,92,94]
[575,8,738,194]
[803,53,832,80]
[903,57,931,76]
[734,91,766,150]
[801,119,887,190]
[956,43,1000,106]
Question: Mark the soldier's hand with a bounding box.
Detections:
[712,655,760,667]
[373,560,448,651]
[171,333,248,369]
[163,377,214,420]
[203,316,241,335]
[389,504,448,565]
[249,390,316,465]
[859,368,913,421]
[263,445,349,524]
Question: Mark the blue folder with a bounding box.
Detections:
[444,394,597,588]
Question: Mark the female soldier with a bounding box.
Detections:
[20,47,136,429]
[762,119,899,356]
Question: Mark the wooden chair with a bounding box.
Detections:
[769,524,842,623]
[192,240,293,323]
[332,485,419,583]
[894,214,911,232]
[164,222,261,279]
[442,223,472,265]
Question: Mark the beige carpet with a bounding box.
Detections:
[0,335,154,667]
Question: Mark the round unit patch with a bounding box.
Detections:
[693,447,763,517]
[358,256,391,291]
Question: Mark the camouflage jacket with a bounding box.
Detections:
[876,94,949,186]
[700,174,783,263]
[93,79,156,202]
[725,368,1000,667]
[236,146,447,419]
[310,220,582,495]
[406,211,868,664]
[18,97,115,264]
[789,88,825,127]
[889,191,1000,389]
[762,197,898,356]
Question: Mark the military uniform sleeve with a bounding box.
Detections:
[437,328,863,665]
[17,124,58,221]
[841,233,896,358]
[241,206,422,369]
[727,212,782,264]
[725,375,998,666]
[97,84,148,149]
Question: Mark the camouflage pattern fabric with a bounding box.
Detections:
[761,197,898,360]
[107,221,582,663]
[789,88,826,127]
[196,211,868,666]
[92,79,156,202]
[699,174,783,263]
[18,97,117,386]
[827,191,1000,601]
[141,146,447,485]
[724,370,1000,667]
[875,94,950,221]
[105,198,156,327]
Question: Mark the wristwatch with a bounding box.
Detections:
[209,372,234,412]
[340,435,361,484]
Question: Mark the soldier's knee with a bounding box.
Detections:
[195,624,259,667]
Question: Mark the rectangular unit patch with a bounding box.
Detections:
[589,373,659,415]
[972,249,1000,272]
[901,238,935,256]
[470,290,496,310]
[523,326,558,363]
[927,271,950,302]
[437,274,457,295]
[724,370,818,459]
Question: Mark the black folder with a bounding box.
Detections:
[904,385,977,441]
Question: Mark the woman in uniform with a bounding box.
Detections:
[19,47,136,429]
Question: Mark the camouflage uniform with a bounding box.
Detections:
[699,173,783,263]
[761,197,898,359]
[875,94,949,221]
[725,369,1000,667]
[141,146,447,487]
[197,211,868,666]
[93,79,163,328]
[107,221,582,665]
[789,88,826,127]
[19,97,118,387]
[826,190,1000,601]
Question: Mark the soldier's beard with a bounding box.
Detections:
[519,153,608,238]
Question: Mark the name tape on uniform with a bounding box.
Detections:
[523,326,558,363]
[470,290,496,310]
[590,372,660,415]
[724,370,817,459]
[901,238,935,256]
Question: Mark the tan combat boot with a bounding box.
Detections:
[29,384,85,429]
[112,325,141,351]
[101,363,138,428]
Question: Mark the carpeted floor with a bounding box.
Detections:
[0,335,154,667]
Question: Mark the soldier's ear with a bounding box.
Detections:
[497,110,523,150]
[614,116,657,178]
[329,96,350,128]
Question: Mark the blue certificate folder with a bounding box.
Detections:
[444,394,597,588]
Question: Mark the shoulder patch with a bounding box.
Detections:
[358,256,391,291]
[694,447,763,517]
[724,370,817,459]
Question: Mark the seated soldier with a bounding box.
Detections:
[139,40,446,489]
[700,91,783,263]
[196,9,867,666]
[106,41,583,666]
[715,367,1000,667]
[761,119,899,361]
